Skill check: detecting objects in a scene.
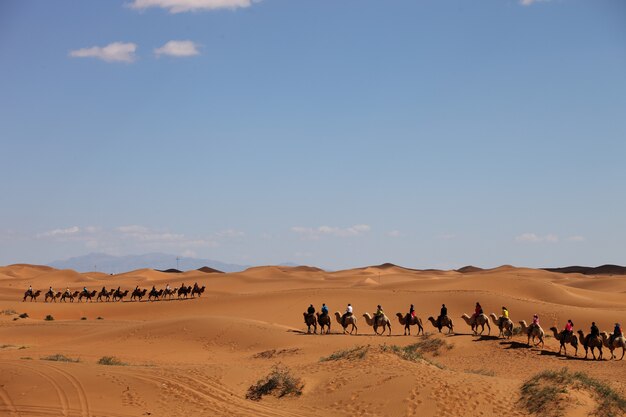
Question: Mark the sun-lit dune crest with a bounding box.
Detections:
[352,277,380,287]
[0,264,56,279]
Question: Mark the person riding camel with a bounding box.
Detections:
[471,302,483,326]
[321,303,329,316]
[564,319,574,338]
[499,306,509,329]
[530,314,540,331]
[28,285,33,295]
[374,305,384,327]
[409,304,416,318]
[437,304,448,328]
[589,321,600,341]
[166,283,170,291]
[193,282,199,291]
[65,287,70,295]
[304,304,315,324]
[48,286,53,294]
[341,304,353,326]
[609,323,622,345]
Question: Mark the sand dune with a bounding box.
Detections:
[0,263,625,416]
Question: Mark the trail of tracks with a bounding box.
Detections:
[0,383,21,417]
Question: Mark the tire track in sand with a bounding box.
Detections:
[0,361,70,417]
[0,383,21,417]
[38,362,91,417]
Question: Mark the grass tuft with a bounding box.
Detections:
[466,368,496,377]
[246,365,303,401]
[1,309,17,315]
[41,354,80,363]
[519,368,626,417]
[97,356,127,366]
[80,317,87,320]
[320,345,369,362]
[44,315,54,321]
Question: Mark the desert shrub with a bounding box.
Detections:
[519,368,626,417]
[41,354,80,363]
[1,309,17,315]
[96,316,104,320]
[97,356,126,366]
[80,317,87,320]
[44,315,54,321]
[19,313,29,319]
[253,348,300,359]
[246,366,303,401]
[320,345,369,362]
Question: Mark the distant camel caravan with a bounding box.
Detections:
[20,283,205,303]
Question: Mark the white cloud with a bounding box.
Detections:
[129,0,258,13]
[567,235,585,242]
[515,233,559,243]
[69,42,137,63]
[291,224,371,240]
[37,226,80,238]
[154,40,200,57]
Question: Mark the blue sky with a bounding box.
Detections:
[1,0,625,269]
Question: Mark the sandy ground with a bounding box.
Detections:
[0,263,624,417]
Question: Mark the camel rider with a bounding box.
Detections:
[409,304,416,318]
[28,285,33,294]
[193,282,199,290]
[321,303,329,316]
[83,286,88,294]
[500,306,509,329]
[530,314,539,331]
[166,283,170,292]
[374,305,384,326]
[590,322,600,340]
[48,286,53,294]
[307,304,315,315]
[65,287,70,295]
[102,286,106,293]
[341,304,353,326]
[438,304,448,327]
[564,319,574,338]
[609,323,622,345]
[472,302,483,325]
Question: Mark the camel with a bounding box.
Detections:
[303,312,317,334]
[334,311,358,335]
[45,291,61,303]
[396,313,424,336]
[96,289,112,302]
[78,290,97,302]
[549,327,578,356]
[131,288,147,301]
[148,288,163,301]
[163,288,176,300]
[428,316,453,334]
[600,331,624,360]
[316,312,331,334]
[363,313,392,336]
[577,330,603,360]
[23,290,41,302]
[191,286,205,298]
[518,320,545,348]
[60,291,74,302]
[489,313,513,339]
[461,313,491,335]
[177,286,192,299]
[112,289,129,302]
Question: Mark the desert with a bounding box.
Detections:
[1,263,625,417]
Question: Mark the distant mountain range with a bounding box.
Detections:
[48,253,250,273]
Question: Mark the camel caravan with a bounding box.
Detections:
[301,302,625,361]
[21,282,206,303]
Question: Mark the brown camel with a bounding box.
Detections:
[131,288,147,301]
[45,291,61,303]
[489,313,513,339]
[577,330,603,360]
[600,331,625,360]
[163,288,176,299]
[112,289,129,302]
[303,312,317,334]
[148,288,163,301]
[334,311,358,335]
[60,291,74,302]
[363,313,392,336]
[78,290,97,302]
[23,290,41,302]
[428,316,453,334]
[191,286,205,298]
[549,327,578,356]
[396,313,424,336]
[96,289,112,302]
[461,313,491,335]
[518,320,545,348]
[316,312,331,334]
[177,286,192,299]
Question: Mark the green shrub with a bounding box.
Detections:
[320,345,369,362]
[97,356,126,366]
[41,354,80,363]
